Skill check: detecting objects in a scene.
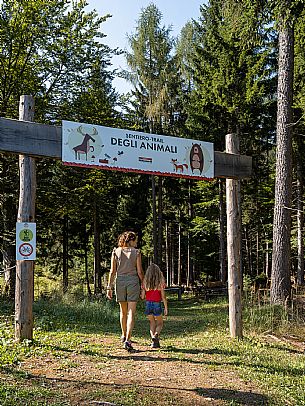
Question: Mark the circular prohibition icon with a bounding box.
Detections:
[19,242,33,257]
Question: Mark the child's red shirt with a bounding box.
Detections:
[145,289,162,302]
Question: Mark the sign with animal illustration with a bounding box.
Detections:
[62,120,214,180]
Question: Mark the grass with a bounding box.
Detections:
[0,294,304,405]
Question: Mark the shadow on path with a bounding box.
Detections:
[15,373,269,405]
[196,387,268,405]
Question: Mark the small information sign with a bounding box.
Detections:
[16,222,36,260]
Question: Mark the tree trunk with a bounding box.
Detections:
[187,181,193,287]
[1,154,18,298]
[157,176,163,266]
[84,229,92,296]
[296,157,304,285]
[186,231,191,287]
[256,231,259,276]
[226,133,243,338]
[177,220,182,286]
[93,199,102,294]
[2,193,16,298]
[15,95,36,342]
[62,215,68,294]
[165,220,170,286]
[152,176,158,263]
[265,239,270,278]
[219,179,227,283]
[171,225,175,285]
[244,225,252,276]
[271,14,294,304]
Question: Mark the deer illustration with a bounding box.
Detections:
[73,126,97,160]
[171,159,189,173]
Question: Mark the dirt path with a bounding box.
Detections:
[15,336,269,406]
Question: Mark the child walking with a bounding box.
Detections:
[141,263,168,348]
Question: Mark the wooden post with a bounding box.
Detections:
[226,134,243,338]
[15,95,36,342]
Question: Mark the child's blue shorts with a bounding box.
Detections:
[144,301,162,316]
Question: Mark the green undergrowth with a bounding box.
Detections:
[0,295,304,405]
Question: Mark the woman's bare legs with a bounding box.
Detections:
[119,301,137,341]
[126,301,137,341]
[119,302,128,339]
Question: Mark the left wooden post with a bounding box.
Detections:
[15,95,36,342]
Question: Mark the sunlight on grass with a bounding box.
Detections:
[0,295,304,405]
[0,381,65,406]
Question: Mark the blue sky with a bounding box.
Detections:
[86,0,206,93]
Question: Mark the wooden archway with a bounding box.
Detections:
[0,95,251,341]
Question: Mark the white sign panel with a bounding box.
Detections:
[62,120,214,180]
[16,222,36,261]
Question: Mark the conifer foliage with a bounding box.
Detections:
[1,0,305,301]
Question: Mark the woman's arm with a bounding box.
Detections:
[136,251,144,285]
[161,287,168,316]
[107,252,117,299]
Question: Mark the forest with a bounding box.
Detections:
[0,0,305,311]
[1,1,305,405]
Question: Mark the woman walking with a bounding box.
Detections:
[106,231,144,352]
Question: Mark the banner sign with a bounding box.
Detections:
[16,222,36,261]
[62,120,214,180]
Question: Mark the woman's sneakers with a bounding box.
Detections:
[151,334,160,348]
[123,340,135,352]
[120,335,126,343]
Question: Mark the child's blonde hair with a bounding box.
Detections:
[143,263,165,290]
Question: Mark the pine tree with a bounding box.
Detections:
[123,4,177,266]
[270,0,304,303]
[124,3,175,133]
[178,1,279,285]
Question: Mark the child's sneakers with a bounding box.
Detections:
[151,334,160,348]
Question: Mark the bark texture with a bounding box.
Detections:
[271,17,294,304]
[15,94,36,342]
[226,134,242,338]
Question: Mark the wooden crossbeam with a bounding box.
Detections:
[0,117,252,178]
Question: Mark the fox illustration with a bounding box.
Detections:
[171,159,189,173]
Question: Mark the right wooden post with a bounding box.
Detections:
[226,133,243,338]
